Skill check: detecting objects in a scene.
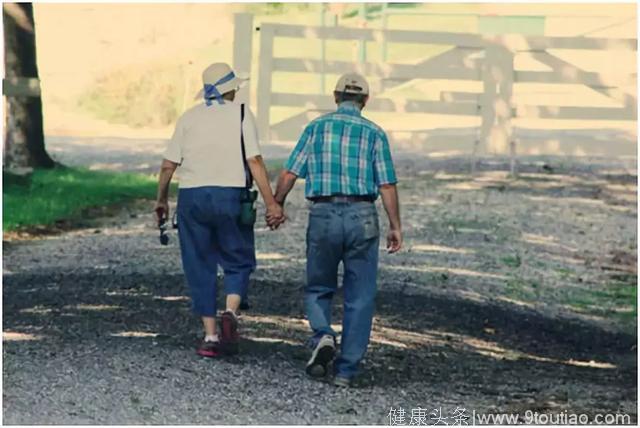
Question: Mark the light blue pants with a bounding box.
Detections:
[177,187,254,317]
[305,201,380,379]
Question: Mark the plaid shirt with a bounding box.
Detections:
[284,102,397,198]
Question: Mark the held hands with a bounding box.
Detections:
[265,202,286,230]
[386,228,402,254]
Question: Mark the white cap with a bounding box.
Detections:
[202,62,246,95]
[334,72,369,95]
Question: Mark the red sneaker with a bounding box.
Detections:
[196,339,220,358]
[220,310,239,355]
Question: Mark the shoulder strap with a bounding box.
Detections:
[240,103,253,189]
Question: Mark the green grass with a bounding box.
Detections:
[555,267,574,279]
[501,254,522,268]
[505,276,540,300]
[3,167,165,231]
[557,277,637,333]
[571,285,637,333]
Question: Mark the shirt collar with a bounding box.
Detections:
[336,101,362,116]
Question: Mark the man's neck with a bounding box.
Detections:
[337,101,362,113]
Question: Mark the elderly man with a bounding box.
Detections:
[273,73,402,387]
[155,62,283,357]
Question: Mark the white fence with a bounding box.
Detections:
[233,13,637,164]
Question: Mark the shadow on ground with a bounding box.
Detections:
[3,156,637,422]
[3,270,636,418]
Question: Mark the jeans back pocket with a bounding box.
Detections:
[359,211,379,241]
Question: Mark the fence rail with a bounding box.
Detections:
[265,22,636,50]
[233,14,637,164]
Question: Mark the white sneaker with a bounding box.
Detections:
[306,334,336,378]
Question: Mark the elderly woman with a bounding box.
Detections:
[154,63,284,357]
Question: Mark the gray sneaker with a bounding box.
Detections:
[333,375,353,388]
[306,334,335,378]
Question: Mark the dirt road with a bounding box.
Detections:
[3,155,637,424]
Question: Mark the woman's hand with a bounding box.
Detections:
[154,199,169,226]
[266,203,286,230]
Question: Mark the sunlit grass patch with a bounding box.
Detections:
[566,278,637,333]
[505,276,540,300]
[3,167,166,231]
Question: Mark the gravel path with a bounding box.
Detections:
[3,154,637,424]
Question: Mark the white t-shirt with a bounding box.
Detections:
[163,101,261,189]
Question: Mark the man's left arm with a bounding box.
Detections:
[373,131,402,253]
[274,170,298,205]
[273,125,312,206]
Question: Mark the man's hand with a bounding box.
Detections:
[386,228,402,253]
[265,202,286,230]
[154,199,169,226]
[379,184,402,253]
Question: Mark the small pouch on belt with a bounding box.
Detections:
[239,188,258,226]
[239,103,257,226]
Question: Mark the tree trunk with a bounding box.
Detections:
[3,3,55,170]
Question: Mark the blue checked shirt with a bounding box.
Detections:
[284,102,397,198]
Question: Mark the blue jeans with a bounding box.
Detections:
[177,187,254,317]
[305,201,380,379]
[239,224,256,302]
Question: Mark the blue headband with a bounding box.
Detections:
[204,71,236,106]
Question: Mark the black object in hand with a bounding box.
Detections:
[159,221,169,245]
[156,207,169,246]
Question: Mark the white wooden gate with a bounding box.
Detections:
[234,14,637,163]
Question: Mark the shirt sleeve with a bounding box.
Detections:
[284,124,312,178]
[241,105,262,159]
[163,116,184,164]
[372,130,398,186]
